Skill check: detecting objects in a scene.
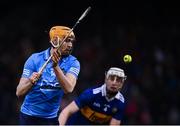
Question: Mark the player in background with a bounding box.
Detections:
[16,26,80,125]
[59,67,127,125]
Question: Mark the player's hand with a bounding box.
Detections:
[29,72,41,84]
[52,49,61,67]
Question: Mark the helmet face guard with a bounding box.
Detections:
[50,36,61,48]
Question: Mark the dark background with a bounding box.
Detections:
[0,0,180,124]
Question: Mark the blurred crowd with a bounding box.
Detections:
[0,1,180,124]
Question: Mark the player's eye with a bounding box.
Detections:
[108,75,123,82]
[116,77,124,83]
[108,75,114,80]
[65,38,75,43]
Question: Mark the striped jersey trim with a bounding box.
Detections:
[69,67,80,76]
[23,69,30,76]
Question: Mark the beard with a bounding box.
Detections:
[62,48,72,56]
[59,45,73,56]
[106,88,118,97]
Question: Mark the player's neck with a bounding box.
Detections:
[106,89,118,99]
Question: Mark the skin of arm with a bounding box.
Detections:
[110,118,121,125]
[16,78,33,97]
[16,72,40,97]
[58,101,79,125]
[53,66,77,93]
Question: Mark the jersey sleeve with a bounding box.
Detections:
[21,54,35,78]
[67,60,80,78]
[74,89,93,109]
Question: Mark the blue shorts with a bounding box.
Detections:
[19,112,59,125]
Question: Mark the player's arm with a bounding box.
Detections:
[59,89,92,125]
[110,118,121,125]
[52,50,80,93]
[58,101,79,125]
[16,78,33,97]
[16,54,39,97]
[16,72,40,97]
[53,66,77,93]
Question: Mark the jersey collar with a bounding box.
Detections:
[102,84,123,102]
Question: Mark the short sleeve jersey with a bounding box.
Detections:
[20,48,80,118]
[67,84,125,125]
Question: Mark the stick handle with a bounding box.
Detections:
[38,55,53,75]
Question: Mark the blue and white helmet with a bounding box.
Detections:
[106,67,127,80]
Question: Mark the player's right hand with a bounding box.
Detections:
[52,49,61,67]
[29,72,41,84]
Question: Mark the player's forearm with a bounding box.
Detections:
[16,78,33,97]
[58,110,69,125]
[53,66,74,93]
[59,101,80,125]
[110,118,121,125]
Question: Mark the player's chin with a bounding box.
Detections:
[62,50,72,55]
[109,87,119,93]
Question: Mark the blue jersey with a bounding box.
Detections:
[66,84,125,125]
[20,48,80,118]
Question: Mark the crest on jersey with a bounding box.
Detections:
[112,107,118,114]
